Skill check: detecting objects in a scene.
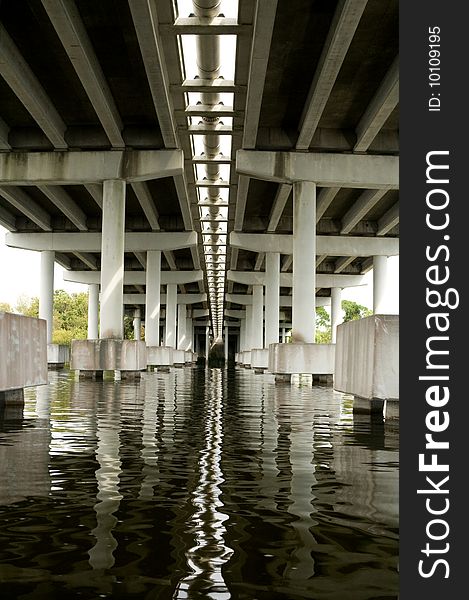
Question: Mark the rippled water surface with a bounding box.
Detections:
[0,368,398,599]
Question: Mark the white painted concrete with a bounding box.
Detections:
[177,304,187,350]
[165,284,177,348]
[292,182,316,343]
[87,283,99,339]
[331,287,342,344]
[147,346,173,367]
[100,179,125,339]
[39,250,54,344]
[133,308,141,340]
[268,343,335,375]
[0,313,48,392]
[251,348,269,371]
[373,255,389,314]
[251,285,264,350]
[334,315,399,401]
[70,339,147,371]
[264,252,280,347]
[145,250,161,346]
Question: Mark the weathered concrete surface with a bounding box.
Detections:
[47,343,70,365]
[0,312,48,393]
[334,314,399,404]
[242,350,251,367]
[147,346,173,367]
[70,339,146,371]
[251,348,269,371]
[173,349,186,367]
[268,343,335,375]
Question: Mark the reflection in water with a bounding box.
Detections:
[0,368,398,599]
[175,369,233,599]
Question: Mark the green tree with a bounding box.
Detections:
[342,299,372,322]
[0,302,13,313]
[15,295,39,317]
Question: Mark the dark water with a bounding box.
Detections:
[0,368,398,600]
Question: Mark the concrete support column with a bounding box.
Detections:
[331,287,343,344]
[39,250,54,344]
[240,318,246,351]
[133,308,141,341]
[281,327,286,343]
[251,285,264,349]
[186,317,193,351]
[245,305,253,351]
[145,250,161,346]
[177,304,186,350]
[87,283,99,339]
[100,179,125,339]
[224,326,229,360]
[205,325,210,359]
[165,284,177,348]
[292,181,316,343]
[373,255,389,314]
[265,252,280,347]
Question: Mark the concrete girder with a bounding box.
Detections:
[334,256,355,274]
[123,293,207,305]
[0,205,16,231]
[0,117,11,150]
[73,252,98,270]
[0,187,52,231]
[243,0,279,148]
[128,0,178,149]
[63,270,203,285]
[227,270,366,288]
[41,0,125,148]
[236,150,398,189]
[230,232,399,256]
[84,184,103,208]
[377,203,399,236]
[0,23,67,149]
[355,56,399,152]
[340,189,389,234]
[5,231,198,252]
[38,185,88,231]
[267,183,292,231]
[296,0,369,150]
[131,181,160,230]
[0,150,183,185]
[226,294,331,308]
[316,187,340,222]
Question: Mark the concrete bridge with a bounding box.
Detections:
[0,0,398,415]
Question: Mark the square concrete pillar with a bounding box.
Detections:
[334,315,399,418]
[268,343,335,380]
[251,348,269,373]
[47,344,70,368]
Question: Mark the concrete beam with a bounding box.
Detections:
[5,231,198,252]
[131,182,160,230]
[355,56,399,152]
[84,184,103,208]
[63,270,203,285]
[230,232,399,256]
[226,294,331,307]
[160,16,250,35]
[0,205,16,231]
[0,187,52,231]
[377,203,399,236]
[123,293,207,305]
[41,0,124,148]
[236,150,398,188]
[0,117,11,150]
[316,187,340,222]
[38,186,88,231]
[73,252,98,270]
[340,189,388,234]
[227,270,366,288]
[0,23,67,149]
[267,183,292,231]
[243,0,279,148]
[129,0,178,148]
[0,150,183,185]
[296,0,368,150]
[334,256,355,274]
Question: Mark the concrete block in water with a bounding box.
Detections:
[334,314,399,405]
[70,339,146,371]
[0,312,48,396]
[147,346,173,367]
[268,343,335,375]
